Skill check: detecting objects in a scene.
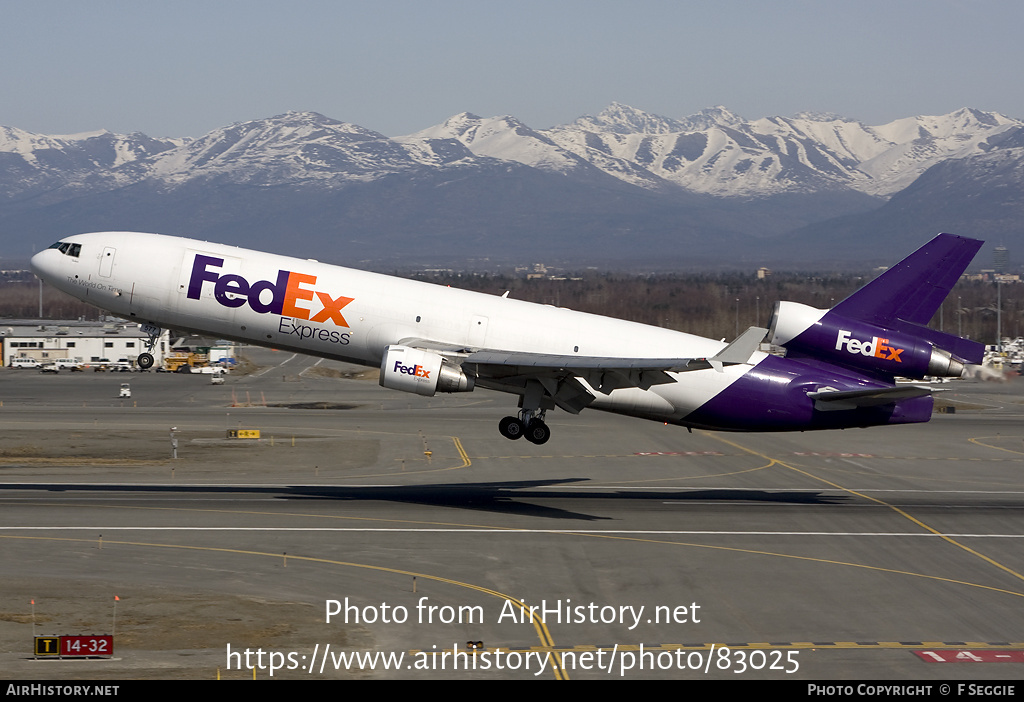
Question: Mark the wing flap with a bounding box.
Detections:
[464,350,686,372]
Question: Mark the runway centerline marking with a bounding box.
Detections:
[969,435,1024,456]
[2,526,1022,538]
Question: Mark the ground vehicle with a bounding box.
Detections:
[119,383,131,398]
[10,358,41,369]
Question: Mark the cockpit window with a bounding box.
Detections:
[47,241,81,258]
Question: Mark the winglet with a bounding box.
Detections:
[713,326,768,365]
[693,327,768,372]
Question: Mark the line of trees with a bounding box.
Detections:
[411,271,1019,344]
[1,272,1017,345]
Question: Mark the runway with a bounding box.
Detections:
[1,349,1023,679]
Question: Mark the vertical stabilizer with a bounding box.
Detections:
[770,234,985,372]
[832,233,982,327]
[830,234,984,365]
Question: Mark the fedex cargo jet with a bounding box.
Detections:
[30,232,983,444]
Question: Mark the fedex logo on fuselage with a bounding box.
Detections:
[835,330,903,362]
[187,254,353,327]
[394,361,431,379]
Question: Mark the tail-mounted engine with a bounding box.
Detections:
[768,301,967,379]
[379,345,475,397]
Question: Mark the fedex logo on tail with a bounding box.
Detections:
[835,330,903,362]
[187,255,353,327]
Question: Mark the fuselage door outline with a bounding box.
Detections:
[99,247,116,278]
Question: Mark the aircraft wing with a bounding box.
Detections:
[398,326,768,413]
[466,325,768,372]
[401,325,767,375]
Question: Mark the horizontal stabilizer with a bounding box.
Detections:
[808,385,932,411]
[890,321,984,365]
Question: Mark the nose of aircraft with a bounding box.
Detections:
[30,247,58,281]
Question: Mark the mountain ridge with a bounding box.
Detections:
[2,104,1020,267]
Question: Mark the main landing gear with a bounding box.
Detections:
[136,323,162,370]
[498,410,551,445]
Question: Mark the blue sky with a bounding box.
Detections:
[3,0,1022,137]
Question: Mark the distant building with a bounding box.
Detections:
[1,321,169,368]
[756,267,771,280]
[994,245,1009,273]
[525,263,549,280]
[963,270,1021,283]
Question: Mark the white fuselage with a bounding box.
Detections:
[32,231,760,424]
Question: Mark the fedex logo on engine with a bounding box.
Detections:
[187,254,353,327]
[835,330,904,362]
[394,361,431,379]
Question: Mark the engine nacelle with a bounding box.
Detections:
[768,301,965,379]
[379,345,475,397]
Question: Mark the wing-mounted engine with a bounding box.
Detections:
[379,345,475,397]
[768,301,969,380]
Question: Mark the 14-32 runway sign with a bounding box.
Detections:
[35,635,113,657]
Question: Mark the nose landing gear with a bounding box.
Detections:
[136,323,162,370]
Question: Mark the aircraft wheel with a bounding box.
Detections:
[498,416,524,440]
[524,420,550,445]
[137,353,154,370]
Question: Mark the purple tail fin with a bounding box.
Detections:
[831,233,984,364]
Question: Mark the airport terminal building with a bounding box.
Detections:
[1,320,169,368]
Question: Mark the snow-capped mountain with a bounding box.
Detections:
[400,111,674,193]
[4,105,1019,200]
[393,103,1023,198]
[406,112,583,172]
[542,104,1022,197]
[778,124,1024,260]
[120,111,482,188]
[2,104,1022,265]
[0,126,183,201]
[569,101,694,135]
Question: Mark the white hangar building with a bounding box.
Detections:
[1,321,169,368]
